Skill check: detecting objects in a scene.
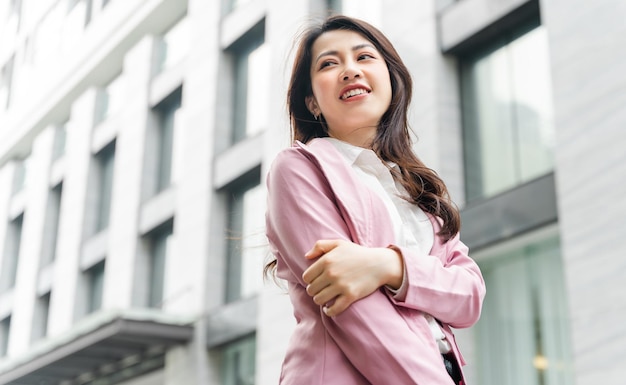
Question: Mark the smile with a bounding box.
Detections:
[340,88,370,100]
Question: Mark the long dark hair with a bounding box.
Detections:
[266,15,460,277]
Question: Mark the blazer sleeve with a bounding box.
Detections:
[265,148,455,384]
[385,233,486,329]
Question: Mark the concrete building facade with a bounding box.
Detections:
[0,0,624,384]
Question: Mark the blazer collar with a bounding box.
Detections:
[295,138,395,246]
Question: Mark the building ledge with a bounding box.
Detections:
[0,309,195,385]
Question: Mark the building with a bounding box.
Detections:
[0,0,624,384]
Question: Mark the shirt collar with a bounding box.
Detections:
[321,137,399,170]
[321,137,366,166]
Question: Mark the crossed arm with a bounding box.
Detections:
[266,148,484,383]
[303,239,404,317]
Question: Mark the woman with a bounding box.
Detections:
[265,15,485,385]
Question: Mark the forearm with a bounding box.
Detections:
[302,241,405,316]
[386,239,486,328]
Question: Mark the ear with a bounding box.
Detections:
[305,96,319,116]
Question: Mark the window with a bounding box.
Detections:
[2,0,21,36]
[12,156,28,195]
[155,17,190,74]
[95,74,125,125]
[62,0,90,52]
[221,334,256,385]
[33,6,63,67]
[85,260,105,314]
[229,22,269,144]
[41,183,63,267]
[326,0,342,13]
[227,0,254,13]
[9,0,22,27]
[31,292,51,343]
[145,223,172,308]
[66,0,92,26]
[0,316,11,357]
[52,122,68,161]
[150,88,181,196]
[0,55,15,110]
[461,24,555,202]
[91,141,115,235]
[224,168,265,303]
[0,214,23,293]
[475,235,574,385]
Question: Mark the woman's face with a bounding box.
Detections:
[306,29,392,147]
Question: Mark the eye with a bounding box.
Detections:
[319,60,336,70]
[357,53,376,60]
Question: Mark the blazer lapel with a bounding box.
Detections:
[295,139,395,247]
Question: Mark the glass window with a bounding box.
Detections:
[224,169,266,303]
[0,214,23,293]
[11,156,29,195]
[155,16,190,74]
[461,25,555,202]
[94,74,125,125]
[221,334,256,385]
[62,0,90,51]
[92,141,116,234]
[41,183,63,267]
[150,88,181,195]
[230,23,269,144]
[52,122,68,161]
[0,55,15,110]
[327,0,342,13]
[475,235,574,385]
[66,0,91,25]
[146,224,172,308]
[85,260,105,314]
[227,0,254,13]
[1,0,21,40]
[9,0,22,27]
[32,6,63,67]
[0,316,11,357]
[31,292,51,343]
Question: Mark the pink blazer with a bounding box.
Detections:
[265,138,486,385]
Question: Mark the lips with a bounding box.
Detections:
[339,85,371,100]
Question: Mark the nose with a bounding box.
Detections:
[341,62,361,81]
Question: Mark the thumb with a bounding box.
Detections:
[305,239,341,259]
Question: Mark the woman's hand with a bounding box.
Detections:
[302,239,404,317]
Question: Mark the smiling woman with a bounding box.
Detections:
[305,29,392,147]
[264,15,485,385]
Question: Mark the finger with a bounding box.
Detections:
[324,295,352,317]
[312,285,340,306]
[305,277,329,297]
[304,239,341,259]
[302,260,324,284]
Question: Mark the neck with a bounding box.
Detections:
[328,126,376,149]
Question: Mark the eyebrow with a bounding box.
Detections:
[314,43,377,64]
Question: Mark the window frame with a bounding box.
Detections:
[459,18,556,203]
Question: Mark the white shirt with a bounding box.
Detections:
[324,137,451,354]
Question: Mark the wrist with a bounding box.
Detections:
[379,247,404,290]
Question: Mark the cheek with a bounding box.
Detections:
[381,73,393,105]
[311,76,335,106]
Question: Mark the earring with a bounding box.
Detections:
[313,112,319,121]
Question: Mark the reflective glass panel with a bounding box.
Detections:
[462,26,555,201]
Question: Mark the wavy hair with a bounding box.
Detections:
[266,15,460,277]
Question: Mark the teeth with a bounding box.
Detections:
[341,88,368,100]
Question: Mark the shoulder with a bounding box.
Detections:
[267,142,326,190]
[270,143,316,175]
[269,139,338,175]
